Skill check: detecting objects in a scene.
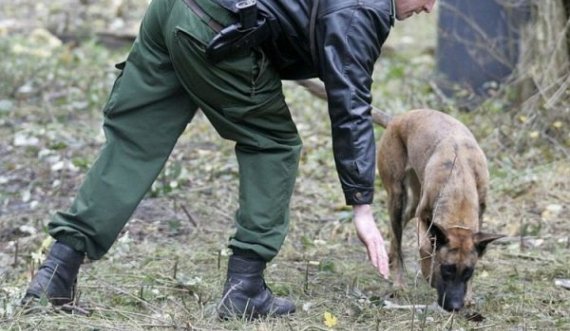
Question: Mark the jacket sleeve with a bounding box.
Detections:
[315,2,391,205]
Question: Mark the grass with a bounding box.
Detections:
[1,2,570,330]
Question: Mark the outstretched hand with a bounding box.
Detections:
[353,204,390,280]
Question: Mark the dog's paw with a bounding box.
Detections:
[391,274,407,290]
[385,286,407,300]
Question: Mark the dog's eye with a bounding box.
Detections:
[462,267,474,280]
[441,264,456,279]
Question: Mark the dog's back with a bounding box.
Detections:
[376,108,499,311]
[294,82,503,305]
[384,109,489,228]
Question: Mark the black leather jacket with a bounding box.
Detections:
[258,0,394,205]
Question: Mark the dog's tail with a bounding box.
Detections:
[297,79,392,128]
[296,79,328,100]
[370,107,391,128]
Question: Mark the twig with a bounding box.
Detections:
[59,303,92,316]
[12,240,18,266]
[287,319,296,331]
[492,235,551,244]
[420,301,428,331]
[180,205,198,228]
[471,324,499,330]
[429,80,452,104]
[554,279,570,290]
[545,74,570,109]
[382,301,428,310]
[542,131,570,159]
[502,252,557,262]
[81,272,162,315]
[299,326,330,331]
[303,261,310,294]
[410,301,416,331]
[441,311,456,331]
[519,216,525,252]
[217,249,222,271]
[172,257,178,279]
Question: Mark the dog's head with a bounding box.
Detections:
[419,223,503,311]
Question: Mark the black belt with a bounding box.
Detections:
[183,0,224,33]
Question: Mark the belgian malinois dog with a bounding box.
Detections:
[296,80,503,311]
[373,108,503,311]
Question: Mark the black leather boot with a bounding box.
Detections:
[217,254,296,319]
[22,241,84,306]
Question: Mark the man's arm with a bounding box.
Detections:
[353,204,390,279]
[314,2,392,276]
[315,2,392,205]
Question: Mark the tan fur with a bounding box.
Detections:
[375,108,502,311]
[296,80,502,310]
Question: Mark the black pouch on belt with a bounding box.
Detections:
[205,0,272,62]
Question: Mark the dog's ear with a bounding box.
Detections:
[428,222,448,250]
[473,232,504,257]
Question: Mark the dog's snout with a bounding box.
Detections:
[437,282,466,311]
[442,299,464,312]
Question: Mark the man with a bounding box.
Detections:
[22,0,435,319]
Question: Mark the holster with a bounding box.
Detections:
[206,18,271,62]
[205,0,274,62]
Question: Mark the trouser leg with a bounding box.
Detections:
[230,137,301,261]
[48,0,197,260]
[167,0,302,261]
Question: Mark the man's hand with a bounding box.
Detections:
[353,204,390,279]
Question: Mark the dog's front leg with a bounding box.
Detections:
[387,184,407,288]
[464,279,475,307]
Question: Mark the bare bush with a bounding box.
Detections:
[514,0,569,105]
[474,0,570,161]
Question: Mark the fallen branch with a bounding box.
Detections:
[502,252,558,262]
[554,278,570,290]
[180,205,198,228]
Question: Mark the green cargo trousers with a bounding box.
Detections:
[48,0,302,262]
